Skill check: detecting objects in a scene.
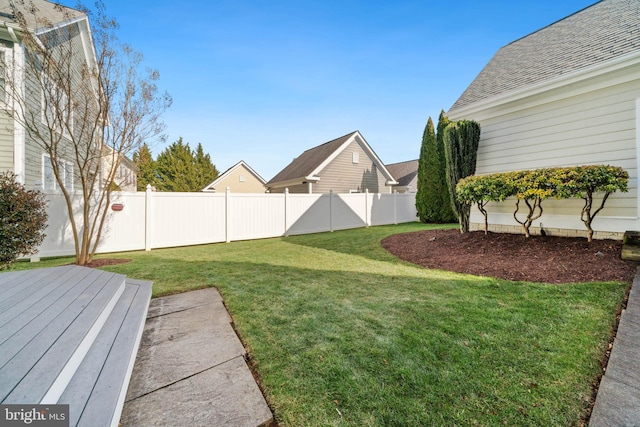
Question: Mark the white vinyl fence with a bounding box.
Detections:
[35,188,417,258]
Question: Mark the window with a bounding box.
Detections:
[43,154,73,191]
[0,46,11,105]
[352,152,359,164]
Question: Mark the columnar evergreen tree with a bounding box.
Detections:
[416,117,435,222]
[443,120,481,233]
[133,143,156,191]
[416,113,459,223]
[436,111,457,222]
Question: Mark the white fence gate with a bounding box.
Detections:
[35,188,418,258]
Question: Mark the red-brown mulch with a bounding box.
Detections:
[81,258,131,268]
[381,229,637,284]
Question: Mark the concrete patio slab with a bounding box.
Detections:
[589,376,640,427]
[121,356,273,427]
[120,287,273,427]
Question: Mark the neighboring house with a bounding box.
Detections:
[101,145,138,191]
[447,0,640,238]
[266,131,397,194]
[386,159,418,193]
[0,1,94,189]
[202,160,266,193]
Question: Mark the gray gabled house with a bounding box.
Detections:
[447,0,640,239]
[267,131,397,194]
[386,159,418,193]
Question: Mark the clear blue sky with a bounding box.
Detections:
[62,0,596,180]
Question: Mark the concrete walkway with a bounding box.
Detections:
[590,270,640,426]
[120,287,274,427]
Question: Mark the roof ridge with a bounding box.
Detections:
[505,0,602,47]
[300,130,358,154]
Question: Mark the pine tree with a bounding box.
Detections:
[155,139,219,192]
[132,143,156,191]
[436,111,457,222]
[416,117,436,223]
[155,138,199,192]
[194,143,219,190]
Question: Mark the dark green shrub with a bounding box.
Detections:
[443,120,481,232]
[416,117,436,223]
[0,172,48,269]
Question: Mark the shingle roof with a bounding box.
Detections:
[449,0,640,111]
[267,131,358,184]
[385,160,418,187]
[0,0,84,32]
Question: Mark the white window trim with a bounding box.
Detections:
[0,45,12,108]
[42,153,73,191]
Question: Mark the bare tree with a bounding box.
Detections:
[6,0,171,264]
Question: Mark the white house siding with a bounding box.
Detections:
[314,140,388,194]
[449,66,640,238]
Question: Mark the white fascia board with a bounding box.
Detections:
[448,50,640,120]
[309,130,397,185]
[308,132,359,177]
[202,160,268,191]
[239,160,268,184]
[353,132,398,184]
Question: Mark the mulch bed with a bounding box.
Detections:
[81,258,131,268]
[382,229,638,284]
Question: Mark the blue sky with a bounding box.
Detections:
[63,0,596,180]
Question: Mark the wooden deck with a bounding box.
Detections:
[0,265,152,427]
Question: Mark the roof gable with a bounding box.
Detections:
[449,0,640,112]
[267,131,396,187]
[202,160,266,192]
[267,132,357,184]
[0,1,84,32]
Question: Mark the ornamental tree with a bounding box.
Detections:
[556,165,628,242]
[456,173,514,234]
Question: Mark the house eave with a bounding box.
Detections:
[448,49,640,119]
[267,175,320,189]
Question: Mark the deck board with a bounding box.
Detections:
[64,279,152,427]
[0,266,153,427]
[0,267,92,333]
[0,267,126,403]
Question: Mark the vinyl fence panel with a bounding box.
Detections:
[33,189,417,258]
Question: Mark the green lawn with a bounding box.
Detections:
[14,223,627,426]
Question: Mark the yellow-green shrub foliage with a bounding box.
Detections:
[455,165,628,240]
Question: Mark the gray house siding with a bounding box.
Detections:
[314,139,387,193]
[449,65,640,235]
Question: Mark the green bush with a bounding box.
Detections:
[443,120,481,232]
[456,173,514,234]
[455,165,628,240]
[0,172,48,269]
